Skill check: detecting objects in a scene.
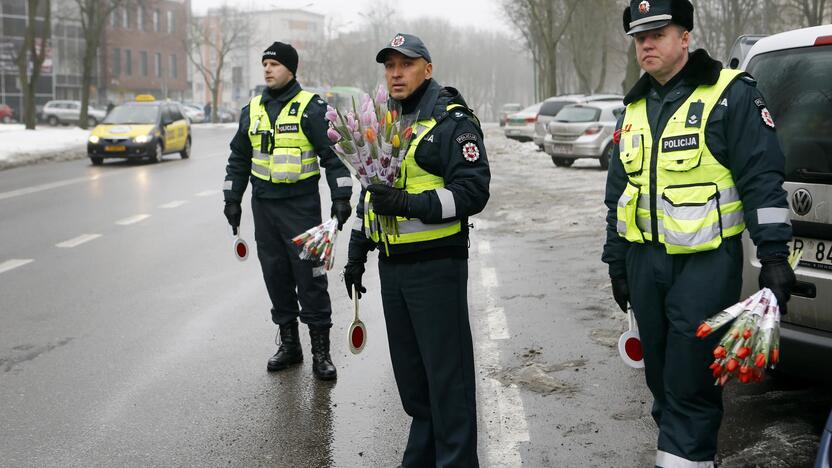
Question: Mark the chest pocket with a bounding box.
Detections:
[658,119,704,172]
[619,131,645,175]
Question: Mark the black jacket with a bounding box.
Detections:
[348,79,491,263]
[602,49,792,278]
[223,80,352,203]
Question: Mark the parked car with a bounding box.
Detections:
[533,94,624,150]
[42,100,106,126]
[499,103,523,127]
[0,103,13,123]
[87,95,191,165]
[216,107,237,123]
[503,102,542,141]
[181,103,206,123]
[739,25,832,379]
[727,34,767,69]
[543,100,625,169]
[818,409,832,468]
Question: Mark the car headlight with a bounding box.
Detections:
[134,134,152,144]
[88,135,100,144]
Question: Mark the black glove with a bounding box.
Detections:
[367,184,409,217]
[611,276,629,313]
[224,202,242,235]
[331,199,352,231]
[344,260,366,299]
[759,256,796,315]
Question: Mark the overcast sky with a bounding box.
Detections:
[191,0,514,35]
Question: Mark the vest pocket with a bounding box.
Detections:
[271,147,302,182]
[661,183,723,254]
[616,181,645,243]
[657,132,703,172]
[618,132,644,175]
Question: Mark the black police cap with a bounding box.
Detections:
[375,33,432,64]
[622,0,694,35]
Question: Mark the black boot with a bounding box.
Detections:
[267,321,303,372]
[309,326,337,381]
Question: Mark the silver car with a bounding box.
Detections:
[739,25,832,379]
[503,102,542,142]
[533,94,623,150]
[42,100,106,126]
[543,101,625,169]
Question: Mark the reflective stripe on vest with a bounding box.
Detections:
[363,104,466,245]
[248,90,320,184]
[615,69,746,254]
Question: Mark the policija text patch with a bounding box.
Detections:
[278,123,299,133]
[661,134,699,152]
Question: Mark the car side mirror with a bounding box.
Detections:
[729,58,740,69]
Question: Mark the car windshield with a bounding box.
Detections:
[539,100,571,117]
[554,106,600,123]
[747,45,832,183]
[103,105,159,124]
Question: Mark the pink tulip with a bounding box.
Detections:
[326,128,341,142]
[375,85,388,104]
[346,112,357,132]
[325,105,338,123]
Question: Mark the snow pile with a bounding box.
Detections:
[0,124,90,169]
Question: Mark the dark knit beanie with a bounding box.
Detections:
[262,42,298,76]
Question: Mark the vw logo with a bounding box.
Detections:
[792,188,813,216]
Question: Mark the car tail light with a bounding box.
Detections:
[815,35,832,46]
[525,116,537,123]
[584,125,603,135]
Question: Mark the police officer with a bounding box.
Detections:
[343,33,490,467]
[603,1,796,466]
[223,42,353,380]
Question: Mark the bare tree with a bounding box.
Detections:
[790,0,829,25]
[186,7,246,123]
[502,0,580,99]
[621,41,641,95]
[73,0,127,129]
[15,0,51,130]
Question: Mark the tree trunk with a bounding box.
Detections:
[594,42,608,94]
[621,41,640,95]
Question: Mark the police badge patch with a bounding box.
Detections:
[391,35,405,47]
[462,142,480,162]
[761,108,775,128]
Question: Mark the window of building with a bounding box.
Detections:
[124,49,132,76]
[140,50,148,76]
[110,9,118,28]
[153,10,160,32]
[155,52,162,78]
[111,48,121,77]
[170,55,177,79]
[122,7,129,29]
[137,7,144,31]
[167,11,174,33]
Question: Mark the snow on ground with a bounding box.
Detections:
[0,124,90,170]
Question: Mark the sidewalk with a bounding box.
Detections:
[0,124,89,170]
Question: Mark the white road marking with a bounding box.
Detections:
[0,259,34,274]
[159,200,187,209]
[195,190,218,197]
[115,214,150,225]
[56,234,102,248]
[487,307,510,340]
[473,239,530,466]
[0,174,107,201]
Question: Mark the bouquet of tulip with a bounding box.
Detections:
[696,249,802,386]
[291,217,339,271]
[325,84,419,240]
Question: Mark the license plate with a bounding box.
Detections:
[105,145,126,152]
[553,144,572,154]
[793,237,832,271]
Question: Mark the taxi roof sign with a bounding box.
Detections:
[135,94,156,102]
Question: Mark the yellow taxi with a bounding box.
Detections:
[87,95,191,165]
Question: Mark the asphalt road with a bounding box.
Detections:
[0,125,829,467]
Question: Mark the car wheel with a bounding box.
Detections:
[599,143,613,171]
[180,137,191,159]
[88,117,97,126]
[47,115,59,126]
[149,142,163,163]
[1,116,10,124]
[90,156,103,166]
[551,156,574,167]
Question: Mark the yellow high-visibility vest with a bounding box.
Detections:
[248,90,320,183]
[364,104,466,245]
[616,69,745,254]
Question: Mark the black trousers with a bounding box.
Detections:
[627,236,743,464]
[251,192,332,328]
[379,257,479,468]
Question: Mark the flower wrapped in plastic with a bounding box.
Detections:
[697,249,801,386]
[324,84,419,242]
[291,217,339,271]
